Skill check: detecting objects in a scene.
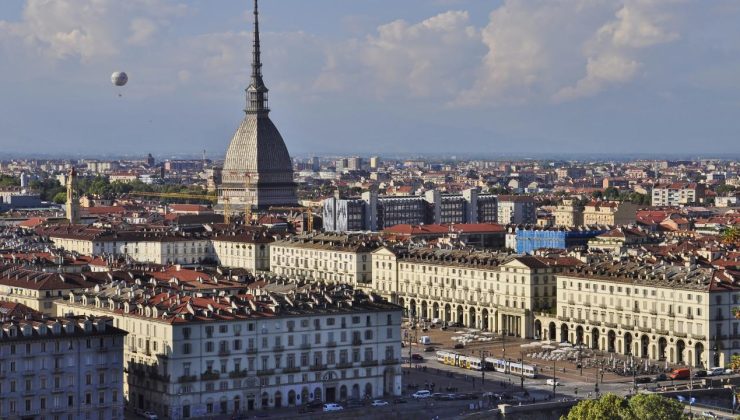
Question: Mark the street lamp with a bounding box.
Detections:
[520,351,525,391]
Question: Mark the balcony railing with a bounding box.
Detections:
[178,375,197,383]
[361,360,379,367]
[326,341,337,348]
[256,369,274,376]
[218,349,231,356]
[310,364,327,371]
[382,358,399,365]
[654,329,669,336]
[272,345,285,352]
[201,371,220,381]
[336,362,353,369]
[282,367,301,374]
[620,324,633,330]
[228,370,248,379]
[352,338,362,346]
[691,334,706,341]
[246,347,258,354]
[300,343,312,350]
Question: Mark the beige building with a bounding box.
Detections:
[270,233,381,289]
[582,201,638,226]
[553,200,584,227]
[212,232,273,272]
[534,259,739,368]
[373,247,578,338]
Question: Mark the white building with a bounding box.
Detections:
[57,282,403,419]
[0,313,127,420]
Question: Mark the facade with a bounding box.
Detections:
[270,233,381,288]
[212,232,273,272]
[57,283,402,419]
[652,182,706,206]
[582,201,638,226]
[218,0,297,211]
[497,196,536,225]
[322,189,497,232]
[373,247,577,338]
[534,259,740,368]
[0,314,126,420]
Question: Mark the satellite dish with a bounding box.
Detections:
[111,72,128,87]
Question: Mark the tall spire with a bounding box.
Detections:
[246,0,269,114]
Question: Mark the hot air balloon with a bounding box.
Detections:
[111,72,128,87]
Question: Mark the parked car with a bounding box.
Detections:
[454,343,465,349]
[371,400,389,407]
[411,353,425,362]
[545,379,561,386]
[412,390,432,399]
[142,412,158,420]
[634,376,651,384]
[323,403,344,412]
[693,370,707,378]
[701,411,718,419]
[708,367,725,376]
[424,346,435,352]
[668,368,690,380]
[652,373,667,382]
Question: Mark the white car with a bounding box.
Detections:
[372,400,389,407]
[142,412,158,420]
[412,390,432,399]
[546,379,561,386]
[323,403,344,412]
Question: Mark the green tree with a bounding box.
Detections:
[0,175,20,187]
[563,394,628,420]
[626,394,686,420]
[52,191,67,204]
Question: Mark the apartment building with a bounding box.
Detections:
[211,231,273,272]
[57,283,402,419]
[373,247,579,338]
[0,264,100,315]
[497,196,536,225]
[652,182,706,206]
[0,313,126,420]
[535,259,740,368]
[552,200,584,227]
[270,233,381,288]
[582,201,638,226]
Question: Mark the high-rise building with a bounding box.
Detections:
[369,156,380,170]
[219,0,297,211]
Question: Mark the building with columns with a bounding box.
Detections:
[372,247,579,338]
[533,258,740,368]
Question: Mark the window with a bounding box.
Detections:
[183,343,191,354]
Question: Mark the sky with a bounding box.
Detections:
[1,0,739,159]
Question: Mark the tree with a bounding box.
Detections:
[722,226,740,245]
[52,192,67,204]
[626,394,686,420]
[0,175,20,187]
[563,393,688,420]
[563,394,628,420]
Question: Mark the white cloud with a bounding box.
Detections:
[0,0,187,60]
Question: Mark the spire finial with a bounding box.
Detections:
[246,0,269,114]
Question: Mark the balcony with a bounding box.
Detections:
[674,332,688,338]
[686,314,694,320]
[649,310,657,316]
[256,369,275,376]
[246,347,258,354]
[604,322,618,329]
[272,345,285,352]
[383,358,400,365]
[691,334,706,341]
[336,362,353,369]
[229,370,248,379]
[326,341,337,348]
[361,360,379,367]
[588,319,600,326]
[599,304,607,309]
[655,329,669,336]
[178,375,197,383]
[300,343,312,350]
[352,338,362,346]
[620,324,634,331]
[310,364,327,371]
[201,371,220,381]
[667,312,675,318]
[573,318,585,324]
[218,349,231,356]
[567,300,575,305]
[583,302,591,307]
[282,367,301,374]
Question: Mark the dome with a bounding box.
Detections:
[221,114,293,184]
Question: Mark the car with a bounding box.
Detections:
[545,379,561,386]
[708,367,725,376]
[693,370,707,378]
[701,411,718,419]
[411,353,425,362]
[454,343,465,349]
[412,390,432,399]
[323,403,344,412]
[424,346,435,352]
[393,397,408,404]
[652,373,667,382]
[634,376,651,384]
[142,412,158,420]
[305,400,324,409]
[372,400,389,407]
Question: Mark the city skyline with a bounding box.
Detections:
[1,0,740,157]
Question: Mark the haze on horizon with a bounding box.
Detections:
[1,0,739,157]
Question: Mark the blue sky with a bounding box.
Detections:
[1,0,739,159]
